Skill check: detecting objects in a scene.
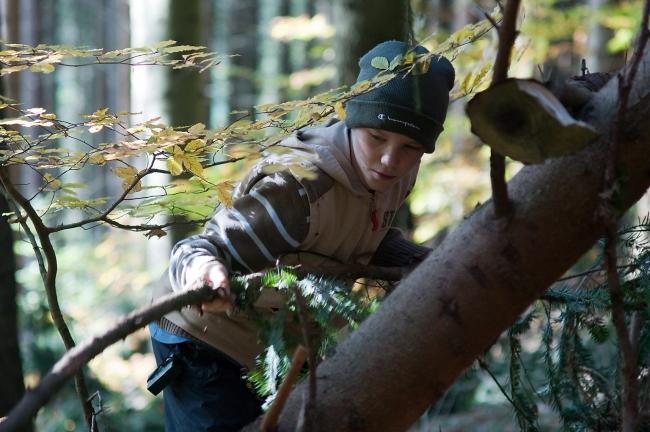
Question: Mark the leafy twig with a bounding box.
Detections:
[0,166,95,428]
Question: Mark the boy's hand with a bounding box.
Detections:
[186,261,234,315]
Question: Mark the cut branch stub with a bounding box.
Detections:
[467,78,598,164]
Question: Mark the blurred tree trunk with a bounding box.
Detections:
[0,1,26,419]
[333,0,410,86]
[0,193,23,420]
[229,0,258,122]
[167,0,208,244]
[586,0,623,73]
[257,0,282,106]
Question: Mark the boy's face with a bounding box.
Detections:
[350,128,425,192]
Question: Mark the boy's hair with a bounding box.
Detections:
[344,40,455,153]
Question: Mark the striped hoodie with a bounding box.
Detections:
[155,120,430,369]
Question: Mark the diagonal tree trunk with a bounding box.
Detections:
[242,46,650,432]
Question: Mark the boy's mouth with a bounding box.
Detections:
[370,169,396,180]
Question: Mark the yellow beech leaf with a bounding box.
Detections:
[88,153,106,165]
[40,113,57,120]
[167,156,183,176]
[43,173,61,191]
[187,123,206,135]
[289,164,317,180]
[352,80,371,94]
[30,63,55,74]
[334,101,346,121]
[112,166,142,192]
[261,164,287,175]
[215,181,234,208]
[182,154,204,177]
[185,139,204,153]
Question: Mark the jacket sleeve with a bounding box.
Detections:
[369,228,432,267]
[169,171,310,292]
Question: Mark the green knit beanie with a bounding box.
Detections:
[344,40,455,153]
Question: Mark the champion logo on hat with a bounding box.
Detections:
[377,113,420,131]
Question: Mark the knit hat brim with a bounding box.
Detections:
[345,100,442,153]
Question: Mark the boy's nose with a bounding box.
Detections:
[380,149,399,168]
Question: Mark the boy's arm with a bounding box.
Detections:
[369,228,432,267]
[169,171,310,297]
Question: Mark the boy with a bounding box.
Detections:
[150,40,455,431]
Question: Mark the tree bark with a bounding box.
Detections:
[242,46,650,432]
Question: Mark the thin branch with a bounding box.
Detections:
[1,194,46,281]
[555,264,635,282]
[0,285,223,432]
[477,358,521,412]
[600,4,649,431]
[488,0,521,218]
[604,231,638,432]
[100,216,210,233]
[48,158,157,233]
[0,167,95,427]
[292,286,317,432]
[260,346,307,432]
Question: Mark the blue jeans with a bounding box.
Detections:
[151,338,262,432]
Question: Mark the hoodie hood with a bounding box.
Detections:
[282,120,419,197]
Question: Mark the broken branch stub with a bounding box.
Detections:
[467,78,598,164]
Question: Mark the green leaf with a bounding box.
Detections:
[162,45,205,54]
[370,56,389,70]
[153,40,177,49]
[389,54,403,71]
[30,63,55,74]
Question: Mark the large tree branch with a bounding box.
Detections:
[0,285,221,432]
[0,262,410,431]
[247,44,650,432]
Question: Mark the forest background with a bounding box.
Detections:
[0,0,647,431]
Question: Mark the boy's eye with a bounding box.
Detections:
[370,133,385,142]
